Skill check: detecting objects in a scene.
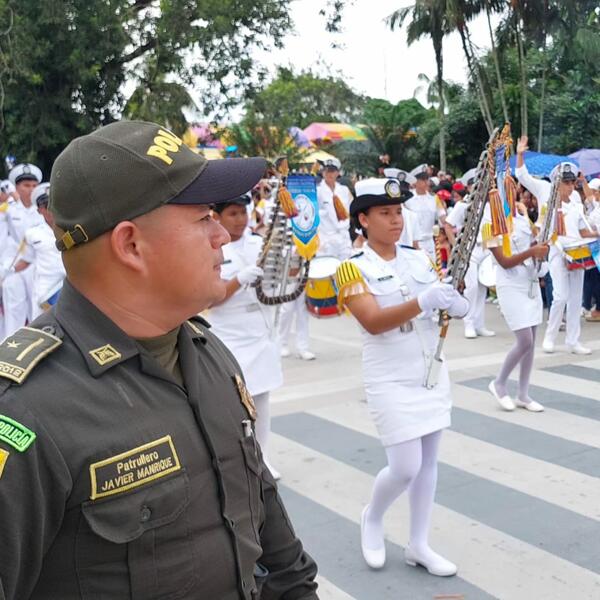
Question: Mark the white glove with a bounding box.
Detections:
[236,265,264,286]
[446,293,469,318]
[417,281,459,313]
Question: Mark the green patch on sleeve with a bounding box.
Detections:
[0,415,36,452]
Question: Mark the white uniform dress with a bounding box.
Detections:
[348,244,452,446]
[21,221,65,320]
[399,206,421,248]
[316,181,353,260]
[516,164,593,346]
[208,231,283,396]
[403,193,445,258]
[490,213,543,331]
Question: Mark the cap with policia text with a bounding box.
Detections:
[50,120,266,251]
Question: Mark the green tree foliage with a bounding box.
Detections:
[242,66,365,129]
[0,0,291,173]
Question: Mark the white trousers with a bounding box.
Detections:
[544,257,584,347]
[2,267,33,339]
[463,245,488,331]
[278,291,311,352]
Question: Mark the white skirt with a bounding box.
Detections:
[496,282,543,331]
[364,376,452,447]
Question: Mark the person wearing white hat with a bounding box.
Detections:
[404,164,446,259]
[335,178,468,577]
[11,184,65,321]
[515,136,597,354]
[581,177,600,321]
[316,158,353,260]
[1,163,44,338]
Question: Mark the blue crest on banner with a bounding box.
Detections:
[286,174,320,259]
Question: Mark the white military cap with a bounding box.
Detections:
[430,176,440,186]
[350,177,413,216]
[32,182,50,206]
[8,163,43,185]
[588,178,600,191]
[549,162,578,182]
[383,168,417,185]
[460,167,477,186]
[409,163,429,179]
[0,179,15,194]
[321,157,341,170]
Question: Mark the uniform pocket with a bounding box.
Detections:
[77,470,196,600]
[240,437,265,539]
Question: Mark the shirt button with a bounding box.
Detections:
[228,518,236,529]
[140,506,152,522]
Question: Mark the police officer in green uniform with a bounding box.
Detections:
[0,121,319,600]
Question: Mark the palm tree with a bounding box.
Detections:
[387,1,451,170]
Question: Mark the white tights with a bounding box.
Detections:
[494,326,536,402]
[364,430,442,553]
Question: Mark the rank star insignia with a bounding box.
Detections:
[234,374,256,420]
[7,341,20,349]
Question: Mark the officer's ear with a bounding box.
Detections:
[109,221,146,273]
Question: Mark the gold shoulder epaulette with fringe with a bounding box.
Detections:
[335,261,368,310]
[0,326,62,384]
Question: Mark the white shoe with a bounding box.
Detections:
[476,328,496,337]
[404,546,457,577]
[298,350,316,361]
[488,380,515,411]
[464,326,477,339]
[567,343,592,355]
[280,346,291,358]
[360,506,385,569]
[542,339,554,353]
[515,399,544,412]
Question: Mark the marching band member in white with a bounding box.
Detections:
[2,163,44,338]
[515,136,597,354]
[13,183,65,320]
[335,178,468,576]
[383,168,421,249]
[404,164,446,260]
[445,185,496,339]
[316,158,353,260]
[487,204,550,412]
[209,195,284,479]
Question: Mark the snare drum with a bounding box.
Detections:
[305,256,341,318]
[562,239,600,271]
[478,254,497,288]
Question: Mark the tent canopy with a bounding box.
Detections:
[509,150,577,178]
[303,122,367,143]
[300,150,338,164]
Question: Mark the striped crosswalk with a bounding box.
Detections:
[270,349,600,600]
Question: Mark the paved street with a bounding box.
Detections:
[270,303,600,600]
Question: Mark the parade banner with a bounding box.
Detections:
[286,174,320,260]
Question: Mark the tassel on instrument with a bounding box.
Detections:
[277,186,298,218]
[504,174,518,218]
[555,207,566,237]
[332,194,349,221]
[489,188,509,237]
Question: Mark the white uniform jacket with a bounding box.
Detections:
[403,193,445,257]
[208,231,283,396]
[316,181,352,259]
[347,243,452,446]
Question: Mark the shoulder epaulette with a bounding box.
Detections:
[0,201,8,213]
[335,261,367,310]
[350,251,364,259]
[0,326,63,385]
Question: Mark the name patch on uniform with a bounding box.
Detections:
[377,275,394,281]
[89,435,181,500]
[0,448,9,479]
[0,415,36,452]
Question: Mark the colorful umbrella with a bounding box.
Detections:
[303,122,367,144]
[300,150,338,164]
[288,126,312,148]
[568,149,600,177]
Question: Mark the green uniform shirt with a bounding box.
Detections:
[0,280,318,600]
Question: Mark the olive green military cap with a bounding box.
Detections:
[49,120,266,251]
